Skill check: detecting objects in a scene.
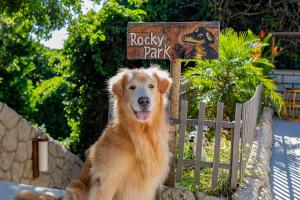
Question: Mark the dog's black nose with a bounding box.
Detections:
[138,97,150,106]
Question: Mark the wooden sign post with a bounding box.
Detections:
[127,22,220,186]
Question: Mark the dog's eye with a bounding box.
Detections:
[129,85,136,90]
[149,84,154,89]
[197,34,203,39]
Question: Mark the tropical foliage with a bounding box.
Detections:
[183,28,284,119]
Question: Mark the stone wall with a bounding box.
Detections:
[156,185,223,200]
[232,107,273,200]
[271,69,300,92]
[0,102,83,189]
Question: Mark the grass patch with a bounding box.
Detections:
[176,129,234,198]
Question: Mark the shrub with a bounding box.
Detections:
[29,76,71,140]
[183,28,284,120]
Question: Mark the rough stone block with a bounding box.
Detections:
[31,174,54,188]
[259,187,272,200]
[0,151,15,170]
[204,196,222,200]
[283,83,293,89]
[232,187,258,200]
[0,123,5,142]
[195,192,206,200]
[56,158,64,169]
[273,75,282,83]
[161,187,196,200]
[0,102,3,113]
[57,146,67,158]
[2,170,12,181]
[23,160,33,178]
[48,155,56,172]
[0,104,21,129]
[283,75,300,84]
[20,178,30,185]
[18,118,32,141]
[27,140,32,156]
[2,127,18,152]
[16,142,29,162]
[49,141,58,157]
[12,161,25,182]
[273,70,294,75]
[53,168,63,188]
[293,84,300,89]
[30,128,38,138]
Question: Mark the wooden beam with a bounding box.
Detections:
[166,59,181,186]
[176,100,188,182]
[269,32,300,38]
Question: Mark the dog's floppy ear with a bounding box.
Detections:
[108,69,129,96]
[150,65,172,94]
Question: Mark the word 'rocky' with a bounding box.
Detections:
[130,32,171,59]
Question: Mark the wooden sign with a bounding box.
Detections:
[127,22,220,60]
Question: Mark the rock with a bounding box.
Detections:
[27,140,32,156]
[32,174,54,188]
[16,142,29,162]
[0,151,15,170]
[57,146,67,158]
[56,158,64,169]
[53,168,64,188]
[12,161,25,182]
[161,187,196,200]
[242,177,264,189]
[0,102,3,112]
[0,123,5,141]
[259,187,272,200]
[0,104,20,129]
[232,187,258,200]
[2,127,18,151]
[18,118,32,141]
[48,155,56,172]
[30,128,38,138]
[204,196,222,200]
[23,160,33,178]
[68,164,81,180]
[2,170,12,181]
[195,192,206,200]
[156,185,169,200]
[49,142,58,157]
[20,178,31,185]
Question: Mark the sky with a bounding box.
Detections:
[41,0,102,49]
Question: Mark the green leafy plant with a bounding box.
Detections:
[183,28,284,120]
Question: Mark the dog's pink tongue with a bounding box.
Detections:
[136,111,150,121]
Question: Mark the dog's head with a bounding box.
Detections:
[182,27,214,45]
[108,65,172,123]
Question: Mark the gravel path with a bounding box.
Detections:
[270,118,300,200]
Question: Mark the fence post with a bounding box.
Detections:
[176,100,188,182]
[194,102,206,185]
[230,103,242,189]
[211,102,224,187]
[166,60,181,186]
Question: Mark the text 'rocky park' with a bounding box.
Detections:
[129,32,171,59]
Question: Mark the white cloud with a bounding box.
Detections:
[41,0,102,49]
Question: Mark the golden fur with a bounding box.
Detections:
[15,66,172,200]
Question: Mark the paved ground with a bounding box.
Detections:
[0,181,64,200]
[270,118,300,200]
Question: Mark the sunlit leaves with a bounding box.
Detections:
[183,28,285,119]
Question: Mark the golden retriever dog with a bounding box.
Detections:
[15,65,172,200]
